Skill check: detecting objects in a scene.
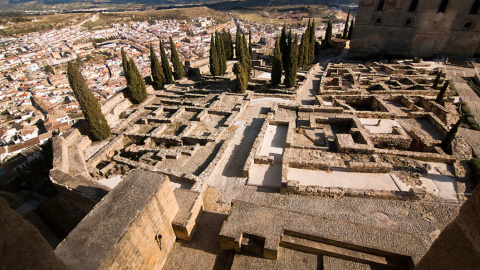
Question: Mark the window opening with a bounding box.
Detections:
[438,0,449,13]
[470,0,480,14]
[409,0,419,12]
[377,0,385,11]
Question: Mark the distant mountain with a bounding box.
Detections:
[5,0,357,7]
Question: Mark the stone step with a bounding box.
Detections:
[281,234,411,270]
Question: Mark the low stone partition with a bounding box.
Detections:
[396,95,416,110]
[416,97,452,125]
[111,95,156,134]
[172,189,203,241]
[55,170,179,270]
[374,148,455,163]
[370,126,413,150]
[284,148,331,171]
[335,129,375,154]
[347,161,393,173]
[86,134,126,172]
[281,180,421,200]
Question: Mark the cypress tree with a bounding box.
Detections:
[234,62,247,93]
[284,30,293,74]
[436,81,449,104]
[210,34,219,76]
[280,24,288,68]
[121,48,130,81]
[304,22,312,69]
[159,40,174,84]
[233,33,251,93]
[284,34,299,88]
[347,19,354,39]
[433,70,443,89]
[249,30,253,59]
[216,31,227,75]
[298,34,306,70]
[169,37,184,80]
[67,62,110,141]
[235,27,241,59]
[127,58,148,104]
[222,28,233,60]
[309,19,316,64]
[243,33,252,80]
[150,44,165,89]
[271,37,283,86]
[325,20,333,47]
[228,30,234,60]
[343,11,350,39]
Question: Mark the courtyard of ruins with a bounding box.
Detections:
[49,57,480,269]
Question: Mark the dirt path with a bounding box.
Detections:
[296,64,323,105]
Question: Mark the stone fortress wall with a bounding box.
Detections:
[350,0,480,57]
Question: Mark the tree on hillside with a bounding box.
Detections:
[223,28,234,60]
[347,19,354,39]
[159,40,174,84]
[233,33,251,93]
[122,50,148,103]
[284,30,293,74]
[309,19,316,64]
[249,30,253,59]
[121,48,130,81]
[216,31,227,75]
[284,34,299,88]
[127,58,148,104]
[343,11,350,39]
[235,27,241,59]
[150,44,165,89]
[280,24,288,68]
[243,32,252,80]
[67,62,110,141]
[210,34,219,76]
[271,37,283,86]
[325,20,333,46]
[44,65,54,74]
[169,37,184,80]
[234,62,247,93]
[298,33,307,69]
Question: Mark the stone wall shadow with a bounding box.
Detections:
[222,118,265,177]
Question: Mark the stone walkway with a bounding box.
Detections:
[445,65,480,154]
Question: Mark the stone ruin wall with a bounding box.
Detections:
[54,171,179,270]
[97,175,178,270]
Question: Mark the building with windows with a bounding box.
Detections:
[350,0,480,57]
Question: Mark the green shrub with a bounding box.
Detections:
[461,105,472,115]
[470,158,480,188]
[466,116,479,126]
